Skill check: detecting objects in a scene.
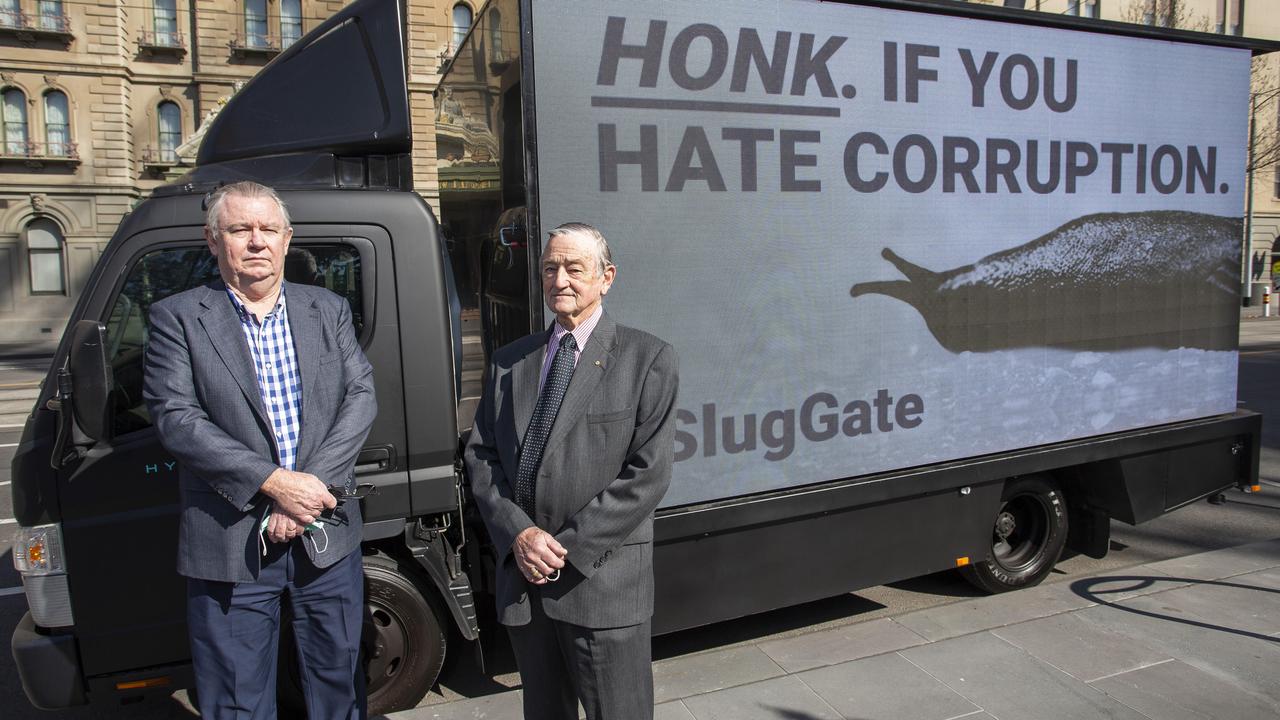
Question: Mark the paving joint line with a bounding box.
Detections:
[894,647,990,716]
[943,710,991,720]
[1085,657,1175,684]
[654,653,788,706]
[792,672,846,719]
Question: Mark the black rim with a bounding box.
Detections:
[991,493,1050,572]
[364,599,410,698]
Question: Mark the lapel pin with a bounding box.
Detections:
[595,360,603,368]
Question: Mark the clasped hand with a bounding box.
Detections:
[513,527,567,585]
[260,468,337,543]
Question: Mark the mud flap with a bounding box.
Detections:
[1067,504,1110,560]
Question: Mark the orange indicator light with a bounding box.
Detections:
[116,677,171,691]
[955,557,970,567]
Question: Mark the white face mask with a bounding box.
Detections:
[303,525,330,555]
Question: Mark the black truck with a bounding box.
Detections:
[11,0,1276,714]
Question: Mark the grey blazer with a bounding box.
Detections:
[143,280,376,583]
[466,311,678,628]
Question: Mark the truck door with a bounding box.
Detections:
[57,222,406,682]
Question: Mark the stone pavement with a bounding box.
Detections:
[398,538,1280,720]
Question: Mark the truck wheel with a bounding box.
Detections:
[961,475,1068,593]
[363,553,448,714]
[276,553,447,716]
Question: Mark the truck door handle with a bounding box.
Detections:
[355,447,393,474]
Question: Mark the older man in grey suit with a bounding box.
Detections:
[466,222,678,720]
[144,181,376,720]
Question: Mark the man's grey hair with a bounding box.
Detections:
[547,222,613,276]
[205,181,291,234]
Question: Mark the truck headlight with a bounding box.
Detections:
[13,523,73,628]
[13,523,66,575]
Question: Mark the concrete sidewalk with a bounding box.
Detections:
[401,537,1280,720]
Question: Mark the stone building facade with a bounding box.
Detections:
[0,0,474,350]
[0,0,1276,349]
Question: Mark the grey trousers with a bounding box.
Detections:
[507,595,654,720]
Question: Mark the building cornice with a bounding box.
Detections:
[191,69,271,84]
[0,62,195,85]
[0,61,132,78]
[0,184,152,196]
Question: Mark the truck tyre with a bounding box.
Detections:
[961,475,1068,593]
[276,552,447,716]
[362,553,448,713]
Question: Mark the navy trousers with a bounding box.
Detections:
[186,541,365,720]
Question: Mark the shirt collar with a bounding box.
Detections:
[226,283,287,324]
[549,304,602,351]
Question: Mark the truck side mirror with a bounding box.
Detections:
[66,320,113,442]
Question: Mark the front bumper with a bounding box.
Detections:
[11,611,87,709]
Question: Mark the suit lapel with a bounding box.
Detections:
[512,327,551,446]
[287,283,323,464]
[542,312,617,454]
[197,282,270,428]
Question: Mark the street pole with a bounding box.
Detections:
[1244,92,1258,302]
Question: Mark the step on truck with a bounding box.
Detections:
[11,0,1277,713]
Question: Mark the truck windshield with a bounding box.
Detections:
[104,244,363,437]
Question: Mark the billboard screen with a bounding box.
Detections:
[532,0,1250,507]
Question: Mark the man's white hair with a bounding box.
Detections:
[205,181,291,234]
[547,222,613,276]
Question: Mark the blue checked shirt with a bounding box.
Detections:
[227,286,302,471]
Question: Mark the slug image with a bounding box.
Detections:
[850,211,1241,353]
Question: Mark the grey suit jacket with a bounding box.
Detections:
[466,310,678,628]
[143,280,376,583]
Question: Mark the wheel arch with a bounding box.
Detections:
[376,520,481,642]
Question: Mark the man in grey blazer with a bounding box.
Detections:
[466,222,678,720]
[144,181,376,720]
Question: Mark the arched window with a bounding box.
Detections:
[158,101,181,162]
[154,0,178,45]
[245,0,268,47]
[452,3,472,48]
[26,218,65,295]
[2,87,26,155]
[489,8,502,61]
[44,90,69,157]
[281,0,302,46]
